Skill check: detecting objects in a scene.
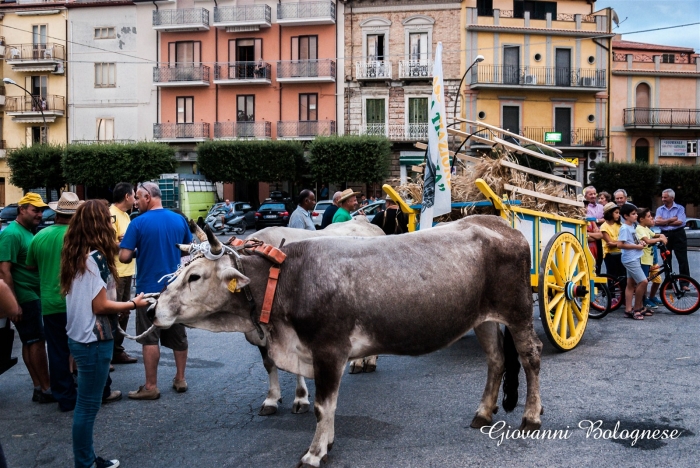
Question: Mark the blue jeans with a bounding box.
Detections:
[44,313,77,411]
[67,339,113,468]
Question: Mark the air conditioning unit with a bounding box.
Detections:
[580,77,595,87]
[523,74,537,85]
[586,151,599,170]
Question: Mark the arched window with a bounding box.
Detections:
[635,138,649,164]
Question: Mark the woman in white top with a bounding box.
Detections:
[60,200,147,468]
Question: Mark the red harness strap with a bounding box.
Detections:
[260,266,280,324]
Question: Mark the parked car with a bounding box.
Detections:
[255,200,294,230]
[0,204,18,224]
[351,201,385,223]
[36,208,56,232]
[312,200,334,227]
[686,218,700,248]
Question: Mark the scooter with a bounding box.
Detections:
[205,211,247,235]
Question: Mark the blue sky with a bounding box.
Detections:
[596,0,700,50]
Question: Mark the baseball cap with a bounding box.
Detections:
[18,192,48,208]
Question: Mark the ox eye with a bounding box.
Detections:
[188,274,201,283]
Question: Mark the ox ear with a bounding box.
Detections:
[217,267,251,291]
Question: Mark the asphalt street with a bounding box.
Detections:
[1,248,698,468]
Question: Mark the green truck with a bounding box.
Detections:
[158,176,218,221]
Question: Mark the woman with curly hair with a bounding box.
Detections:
[60,200,148,468]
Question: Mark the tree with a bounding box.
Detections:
[7,144,66,201]
[307,135,392,185]
[591,162,660,208]
[62,142,176,187]
[658,165,700,206]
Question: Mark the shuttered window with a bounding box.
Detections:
[365,99,385,124]
[408,98,428,124]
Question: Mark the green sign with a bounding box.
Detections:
[545,132,562,143]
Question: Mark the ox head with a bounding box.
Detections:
[153,224,256,334]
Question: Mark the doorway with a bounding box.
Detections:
[635,138,649,163]
[503,46,520,85]
[555,48,571,87]
[554,108,572,146]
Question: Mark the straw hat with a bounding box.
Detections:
[603,202,618,214]
[17,192,48,208]
[49,192,83,215]
[337,189,360,203]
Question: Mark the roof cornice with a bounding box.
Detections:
[467,24,613,38]
[612,69,700,78]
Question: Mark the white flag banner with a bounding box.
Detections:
[420,42,452,230]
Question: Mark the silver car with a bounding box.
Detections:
[351,201,386,222]
[686,218,700,248]
[312,200,334,227]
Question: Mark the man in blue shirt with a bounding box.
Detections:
[119,182,192,400]
[320,191,342,229]
[655,188,689,280]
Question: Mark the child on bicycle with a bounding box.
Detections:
[600,202,624,278]
[618,204,648,320]
[635,208,667,309]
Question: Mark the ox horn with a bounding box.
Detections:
[189,219,208,243]
[204,225,223,256]
[177,244,191,253]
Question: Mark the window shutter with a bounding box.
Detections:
[169,43,176,67]
[254,39,262,61]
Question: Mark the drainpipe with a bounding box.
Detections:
[154,1,159,126]
[348,1,353,135]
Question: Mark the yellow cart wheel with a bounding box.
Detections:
[538,231,591,351]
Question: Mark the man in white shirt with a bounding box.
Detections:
[288,190,316,231]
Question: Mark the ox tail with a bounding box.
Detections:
[501,326,521,413]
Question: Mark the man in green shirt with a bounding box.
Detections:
[0,192,53,403]
[332,189,360,224]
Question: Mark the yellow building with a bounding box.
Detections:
[0,1,68,205]
[461,0,613,185]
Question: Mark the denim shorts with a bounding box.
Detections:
[623,260,647,284]
[15,300,45,345]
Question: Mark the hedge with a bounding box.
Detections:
[63,142,176,187]
[307,135,392,185]
[196,140,305,183]
[7,144,66,200]
[658,165,700,206]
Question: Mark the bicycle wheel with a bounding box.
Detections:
[599,273,624,311]
[588,281,611,319]
[660,274,700,315]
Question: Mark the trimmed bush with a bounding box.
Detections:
[591,162,660,208]
[63,142,176,186]
[196,140,305,183]
[658,165,700,206]
[7,144,66,200]
[308,135,392,185]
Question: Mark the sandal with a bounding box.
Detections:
[624,309,644,320]
[642,307,654,316]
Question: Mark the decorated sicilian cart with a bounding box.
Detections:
[384,118,610,352]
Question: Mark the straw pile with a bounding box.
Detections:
[393,148,585,221]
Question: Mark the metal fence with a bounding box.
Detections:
[276,60,335,79]
[356,123,429,141]
[6,43,65,61]
[215,62,271,81]
[153,123,210,139]
[355,61,392,79]
[214,5,271,24]
[71,140,136,144]
[277,120,336,138]
[471,64,606,88]
[398,60,433,79]
[153,8,210,27]
[6,95,65,112]
[153,65,210,83]
[214,121,271,139]
[624,108,700,128]
[522,127,605,147]
[277,1,335,20]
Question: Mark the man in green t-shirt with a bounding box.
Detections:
[332,189,360,224]
[0,192,53,403]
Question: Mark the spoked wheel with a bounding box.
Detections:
[598,273,624,312]
[588,281,611,319]
[538,232,591,351]
[660,274,700,315]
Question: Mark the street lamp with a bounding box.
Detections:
[3,77,48,144]
[452,55,484,123]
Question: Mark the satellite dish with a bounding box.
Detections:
[611,9,620,27]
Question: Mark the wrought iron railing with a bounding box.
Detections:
[6,95,65,113]
[215,62,271,81]
[357,123,429,141]
[624,108,700,128]
[277,1,336,20]
[153,65,210,83]
[153,123,210,139]
[6,43,65,61]
[214,5,271,24]
[72,140,136,144]
[276,60,335,79]
[214,121,271,139]
[355,61,392,79]
[522,127,605,147]
[153,8,210,27]
[277,120,336,138]
[471,64,606,88]
[398,60,433,79]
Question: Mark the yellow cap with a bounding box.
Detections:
[17,192,49,208]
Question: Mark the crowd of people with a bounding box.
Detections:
[584,185,690,320]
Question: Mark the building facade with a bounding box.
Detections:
[462,0,613,185]
[609,39,700,167]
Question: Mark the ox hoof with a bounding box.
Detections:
[258,405,278,416]
[469,414,492,429]
[519,417,542,432]
[363,363,377,373]
[348,362,363,374]
[292,402,310,414]
[327,442,334,452]
[492,406,499,414]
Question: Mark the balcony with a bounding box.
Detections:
[5,43,65,74]
[152,8,210,32]
[624,108,700,129]
[355,61,392,80]
[358,123,429,141]
[213,5,271,31]
[277,1,336,26]
[522,127,605,147]
[398,60,433,80]
[214,62,271,85]
[277,120,336,140]
[276,60,335,83]
[153,65,211,86]
[72,140,137,144]
[470,65,606,91]
[214,121,271,140]
[153,123,210,142]
[5,95,65,123]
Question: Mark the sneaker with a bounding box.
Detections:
[172,378,188,393]
[32,389,40,402]
[643,298,658,309]
[649,297,663,307]
[95,456,120,468]
[128,385,160,400]
[102,390,122,404]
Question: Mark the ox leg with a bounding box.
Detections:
[258,346,281,416]
[509,322,543,432]
[292,375,310,414]
[362,355,378,373]
[348,359,364,374]
[470,321,504,428]
[298,355,345,468]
